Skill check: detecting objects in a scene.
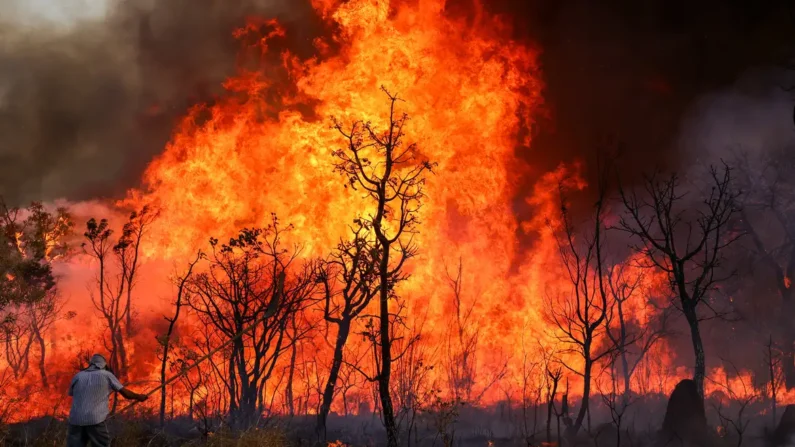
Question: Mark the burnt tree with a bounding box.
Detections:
[545,160,616,436]
[188,218,316,428]
[619,164,741,397]
[158,250,202,427]
[734,148,795,388]
[444,258,480,403]
[120,206,157,337]
[83,207,153,376]
[604,262,668,405]
[331,87,434,447]
[547,154,616,436]
[316,220,379,438]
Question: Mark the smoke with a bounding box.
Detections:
[679,69,795,165]
[3,0,791,211]
[0,0,319,205]
[654,68,795,376]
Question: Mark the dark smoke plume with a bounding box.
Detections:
[0,0,319,205]
[2,0,793,208]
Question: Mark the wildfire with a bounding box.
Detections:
[0,0,782,427]
[127,0,543,405]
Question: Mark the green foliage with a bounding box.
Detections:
[0,200,72,312]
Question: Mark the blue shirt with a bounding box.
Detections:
[68,367,124,425]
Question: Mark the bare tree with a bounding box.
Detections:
[619,164,741,397]
[331,87,434,447]
[391,317,435,447]
[764,334,784,425]
[544,356,563,445]
[596,367,636,447]
[158,250,202,427]
[516,335,543,446]
[187,218,316,428]
[169,346,204,421]
[28,291,73,387]
[604,261,669,405]
[283,309,317,417]
[3,314,32,378]
[444,258,480,403]
[707,361,758,447]
[83,207,153,376]
[733,148,795,388]
[316,220,379,438]
[545,160,616,436]
[120,206,157,336]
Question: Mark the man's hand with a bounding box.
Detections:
[119,387,149,402]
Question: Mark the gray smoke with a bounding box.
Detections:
[0,0,316,205]
[669,68,795,375]
[679,68,795,166]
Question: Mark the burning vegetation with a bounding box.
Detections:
[2,0,795,446]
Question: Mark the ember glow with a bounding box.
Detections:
[0,0,788,431]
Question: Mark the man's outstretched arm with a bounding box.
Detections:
[107,372,148,402]
[118,387,148,402]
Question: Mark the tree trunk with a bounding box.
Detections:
[113,326,127,377]
[34,328,48,387]
[378,245,398,447]
[159,355,169,427]
[546,380,558,443]
[286,342,297,417]
[684,306,706,398]
[189,388,195,422]
[317,318,352,439]
[571,357,592,436]
[617,302,631,404]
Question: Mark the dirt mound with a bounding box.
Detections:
[659,379,710,447]
[770,405,795,447]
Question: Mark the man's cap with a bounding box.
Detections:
[89,354,107,369]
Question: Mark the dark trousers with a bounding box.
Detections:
[67,422,111,447]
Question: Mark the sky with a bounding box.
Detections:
[3,0,112,29]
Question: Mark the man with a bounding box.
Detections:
[66,354,148,447]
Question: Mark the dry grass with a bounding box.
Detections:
[195,426,290,447]
[1,419,293,447]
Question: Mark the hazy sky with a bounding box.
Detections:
[3,0,111,29]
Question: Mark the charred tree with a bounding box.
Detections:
[120,206,157,337]
[444,258,479,403]
[545,362,562,444]
[158,250,202,428]
[187,218,315,428]
[83,207,153,376]
[545,158,616,437]
[765,335,784,425]
[316,220,379,439]
[734,149,795,388]
[619,164,741,398]
[28,291,73,387]
[331,87,434,447]
[604,262,668,405]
